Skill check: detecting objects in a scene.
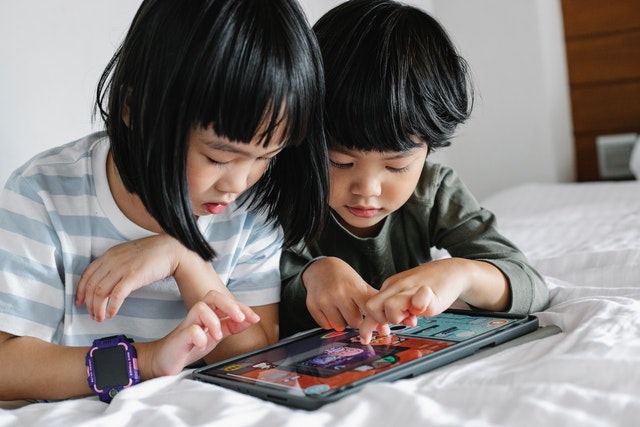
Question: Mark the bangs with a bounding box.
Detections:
[177,1,317,148]
[325,71,428,152]
[317,0,472,153]
[100,0,326,260]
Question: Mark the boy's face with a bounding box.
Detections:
[185,124,284,217]
[328,143,428,238]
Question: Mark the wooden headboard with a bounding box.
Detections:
[561,0,640,181]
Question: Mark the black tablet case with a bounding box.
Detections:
[192,310,545,410]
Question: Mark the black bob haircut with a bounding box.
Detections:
[314,0,474,153]
[96,0,328,260]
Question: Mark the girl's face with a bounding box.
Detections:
[328,142,428,238]
[186,124,285,217]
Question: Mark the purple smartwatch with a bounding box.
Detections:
[86,335,141,403]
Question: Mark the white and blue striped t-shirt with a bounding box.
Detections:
[0,132,282,346]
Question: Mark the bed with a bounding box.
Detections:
[1,177,639,426]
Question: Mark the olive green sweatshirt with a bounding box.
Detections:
[280,161,549,338]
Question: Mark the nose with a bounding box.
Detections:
[350,174,382,198]
[215,162,253,195]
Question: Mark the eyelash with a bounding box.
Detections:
[209,157,273,167]
[387,166,409,173]
[329,160,409,173]
[208,158,230,168]
[329,160,351,169]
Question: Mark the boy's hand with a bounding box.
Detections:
[302,257,380,331]
[357,285,437,345]
[358,258,511,344]
[358,259,467,344]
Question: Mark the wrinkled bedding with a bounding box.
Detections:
[2,181,639,427]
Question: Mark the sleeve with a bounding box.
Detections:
[279,247,324,338]
[428,166,549,314]
[0,173,65,342]
[224,215,284,307]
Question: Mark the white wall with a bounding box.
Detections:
[0,0,141,186]
[430,0,574,200]
[300,0,434,24]
[0,0,572,200]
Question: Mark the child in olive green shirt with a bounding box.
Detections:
[280,0,549,342]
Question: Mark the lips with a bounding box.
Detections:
[205,202,228,214]
[347,206,380,218]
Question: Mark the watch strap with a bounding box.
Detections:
[86,334,140,403]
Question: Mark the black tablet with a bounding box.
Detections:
[192,309,539,410]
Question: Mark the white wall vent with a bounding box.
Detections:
[596,133,638,179]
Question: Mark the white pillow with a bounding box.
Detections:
[631,135,640,179]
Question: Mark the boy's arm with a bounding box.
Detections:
[281,252,381,335]
[369,258,510,320]
[302,257,379,331]
[279,249,322,336]
[428,164,549,314]
[358,257,511,344]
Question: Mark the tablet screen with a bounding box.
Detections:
[390,311,517,341]
[196,312,521,398]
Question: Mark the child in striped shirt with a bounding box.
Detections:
[0,0,327,403]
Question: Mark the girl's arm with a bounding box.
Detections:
[0,332,90,401]
[75,234,242,321]
[75,233,276,360]
[164,233,279,358]
[204,303,278,363]
[0,290,259,402]
[161,237,280,356]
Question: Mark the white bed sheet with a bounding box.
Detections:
[2,181,640,427]
[483,181,640,287]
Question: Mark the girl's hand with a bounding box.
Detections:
[149,290,261,377]
[76,234,188,321]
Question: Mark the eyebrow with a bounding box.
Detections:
[381,151,418,160]
[331,147,420,159]
[204,139,285,157]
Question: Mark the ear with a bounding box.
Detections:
[121,88,132,127]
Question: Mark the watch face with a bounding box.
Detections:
[93,345,130,389]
